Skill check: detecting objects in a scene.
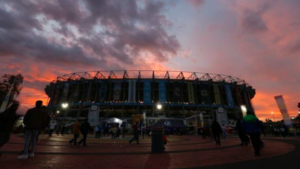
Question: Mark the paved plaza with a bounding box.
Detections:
[0,134,299,169]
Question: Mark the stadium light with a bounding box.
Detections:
[61,103,69,109]
[240,105,247,117]
[157,103,162,110]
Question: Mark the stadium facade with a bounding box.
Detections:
[45,70,256,129]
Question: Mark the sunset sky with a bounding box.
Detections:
[0,0,299,120]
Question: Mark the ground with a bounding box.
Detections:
[0,133,299,169]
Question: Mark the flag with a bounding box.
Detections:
[274,95,293,127]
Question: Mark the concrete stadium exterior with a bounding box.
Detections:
[45,70,256,129]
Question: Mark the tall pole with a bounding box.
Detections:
[271,112,275,122]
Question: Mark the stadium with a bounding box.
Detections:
[45,70,256,130]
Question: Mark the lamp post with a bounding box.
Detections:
[61,103,69,124]
[271,111,275,122]
[156,103,162,117]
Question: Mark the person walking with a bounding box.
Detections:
[0,102,20,157]
[69,119,81,145]
[129,122,139,145]
[48,121,55,137]
[242,114,264,156]
[78,119,91,146]
[18,100,49,159]
[56,125,61,136]
[236,119,249,146]
[122,125,127,138]
[95,123,102,138]
[211,119,222,146]
[61,124,65,135]
[280,126,286,138]
[221,124,227,141]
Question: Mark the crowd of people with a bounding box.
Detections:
[201,114,265,156]
[1,100,297,158]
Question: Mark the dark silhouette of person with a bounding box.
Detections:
[61,125,65,135]
[78,118,91,146]
[18,100,49,159]
[0,102,20,156]
[129,122,139,144]
[69,119,81,145]
[236,119,249,146]
[211,119,222,146]
[242,114,264,156]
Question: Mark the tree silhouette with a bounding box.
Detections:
[0,74,24,105]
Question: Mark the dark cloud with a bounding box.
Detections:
[241,4,270,33]
[0,0,180,67]
[186,0,205,8]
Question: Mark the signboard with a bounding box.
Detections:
[216,108,228,126]
[133,114,142,123]
[88,106,99,126]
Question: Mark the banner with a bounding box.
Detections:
[158,81,166,102]
[86,81,92,101]
[128,80,136,102]
[235,86,243,106]
[72,83,79,102]
[60,83,69,103]
[225,85,235,106]
[213,84,221,104]
[199,112,204,127]
[143,81,151,104]
[173,82,182,102]
[0,82,14,113]
[99,81,107,101]
[216,108,228,126]
[188,82,195,103]
[187,82,195,103]
[243,92,250,108]
[88,106,99,126]
[274,95,293,127]
[52,85,60,104]
[113,82,121,101]
[200,84,210,104]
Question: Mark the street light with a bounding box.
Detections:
[271,111,275,122]
[56,110,60,114]
[61,103,69,109]
[61,103,69,124]
[156,103,162,117]
[157,104,162,110]
[240,105,247,117]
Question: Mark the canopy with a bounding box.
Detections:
[150,119,187,128]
